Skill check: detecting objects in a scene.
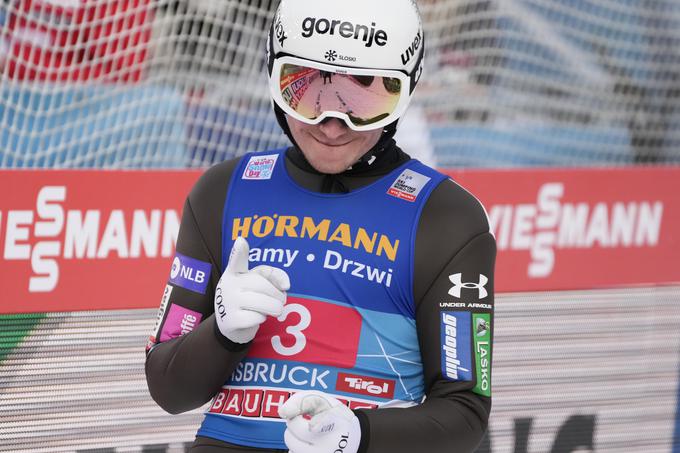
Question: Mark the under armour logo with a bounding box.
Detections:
[448,273,488,299]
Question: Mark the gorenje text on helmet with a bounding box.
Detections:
[300,18,388,48]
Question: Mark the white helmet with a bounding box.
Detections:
[266,0,425,131]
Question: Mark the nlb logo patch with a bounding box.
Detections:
[387,169,431,202]
[440,312,472,382]
[336,372,395,399]
[448,273,488,299]
[243,154,279,180]
[169,252,211,294]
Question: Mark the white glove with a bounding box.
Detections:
[214,236,290,343]
[279,390,361,453]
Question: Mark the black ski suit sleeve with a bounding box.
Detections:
[145,159,250,415]
[355,178,496,453]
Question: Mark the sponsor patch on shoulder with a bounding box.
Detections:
[169,253,212,294]
[159,304,203,342]
[440,311,472,382]
[473,313,491,397]
[243,154,279,180]
[387,168,431,202]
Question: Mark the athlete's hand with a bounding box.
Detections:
[214,236,290,344]
[279,390,361,453]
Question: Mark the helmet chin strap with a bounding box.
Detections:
[273,103,399,175]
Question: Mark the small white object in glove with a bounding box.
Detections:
[279,390,361,453]
[214,236,290,344]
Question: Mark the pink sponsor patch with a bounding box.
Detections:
[159,304,203,342]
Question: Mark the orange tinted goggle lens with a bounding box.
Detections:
[279,63,403,127]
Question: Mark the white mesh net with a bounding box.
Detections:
[0,0,678,168]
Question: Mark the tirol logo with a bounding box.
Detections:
[440,312,472,382]
[401,30,422,65]
[472,314,491,397]
[301,17,388,48]
[336,372,396,399]
[489,182,663,278]
[448,273,488,299]
[243,154,279,180]
[168,252,211,294]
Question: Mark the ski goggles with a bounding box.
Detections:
[269,56,412,131]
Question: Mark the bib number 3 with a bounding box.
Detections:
[271,303,311,356]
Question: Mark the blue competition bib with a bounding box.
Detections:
[197,149,447,449]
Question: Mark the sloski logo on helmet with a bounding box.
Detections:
[301,17,388,48]
[325,50,338,62]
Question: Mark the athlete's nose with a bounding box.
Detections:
[317,118,350,141]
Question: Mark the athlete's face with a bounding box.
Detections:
[286,116,383,174]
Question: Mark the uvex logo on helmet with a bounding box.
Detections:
[401,30,422,65]
[301,17,388,48]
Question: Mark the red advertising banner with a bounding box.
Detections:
[446,167,680,293]
[0,167,679,313]
[6,0,153,82]
[0,170,199,314]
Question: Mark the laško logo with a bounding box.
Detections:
[301,17,388,48]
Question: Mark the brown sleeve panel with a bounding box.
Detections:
[145,158,254,414]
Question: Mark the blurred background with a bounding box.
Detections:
[0,0,679,452]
